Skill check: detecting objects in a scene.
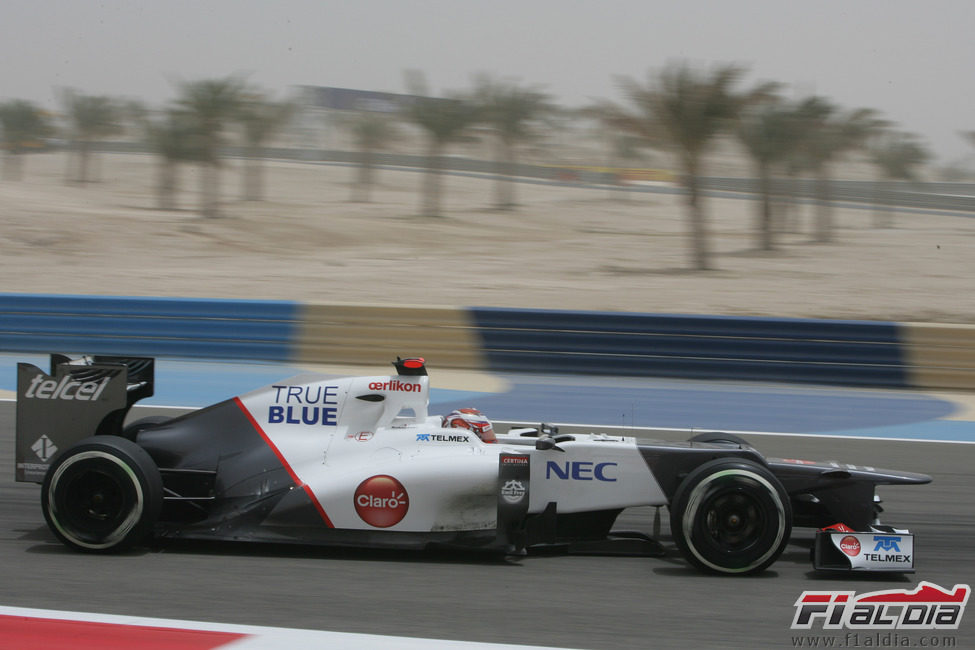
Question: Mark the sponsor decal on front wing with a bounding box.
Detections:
[827,532,914,570]
[838,535,861,556]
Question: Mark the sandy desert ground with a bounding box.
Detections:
[1,151,973,324]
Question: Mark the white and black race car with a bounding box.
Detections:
[14,355,930,575]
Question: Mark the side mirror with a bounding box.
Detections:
[535,436,565,452]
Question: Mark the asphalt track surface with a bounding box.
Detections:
[2,363,974,649]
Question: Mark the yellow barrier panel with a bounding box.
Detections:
[295,304,486,369]
[901,323,975,390]
[618,169,675,183]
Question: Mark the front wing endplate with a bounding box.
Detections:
[813,530,915,573]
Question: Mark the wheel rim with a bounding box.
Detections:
[47,451,144,550]
[702,489,764,550]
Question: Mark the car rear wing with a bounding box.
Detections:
[15,354,154,483]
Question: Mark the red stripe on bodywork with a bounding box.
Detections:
[233,396,335,528]
[0,615,247,649]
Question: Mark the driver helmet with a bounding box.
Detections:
[442,408,496,443]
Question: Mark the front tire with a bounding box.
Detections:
[42,436,163,552]
[688,432,751,448]
[670,458,791,575]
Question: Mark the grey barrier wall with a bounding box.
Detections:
[89,141,975,214]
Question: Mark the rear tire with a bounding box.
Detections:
[42,436,163,552]
[670,458,791,575]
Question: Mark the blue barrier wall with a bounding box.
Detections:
[0,294,299,361]
[470,307,909,387]
[3,293,959,389]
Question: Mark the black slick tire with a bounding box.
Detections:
[41,435,163,552]
[688,432,751,448]
[670,458,791,575]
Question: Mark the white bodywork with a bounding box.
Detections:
[236,372,666,533]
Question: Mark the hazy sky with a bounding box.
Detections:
[4,0,974,162]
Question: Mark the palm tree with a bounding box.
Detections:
[737,100,799,250]
[795,98,886,242]
[403,71,480,217]
[145,109,203,210]
[870,131,929,227]
[614,62,767,270]
[174,76,246,217]
[473,75,552,210]
[0,100,51,180]
[237,95,294,201]
[61,90,121,184]
[346,111,397,202]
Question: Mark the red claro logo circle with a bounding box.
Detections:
[839,535,861,556]
[354,475,409,528]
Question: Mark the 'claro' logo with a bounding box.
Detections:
[354,475,409,528]
[840,535,861,557]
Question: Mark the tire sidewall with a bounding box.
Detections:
[671,458,791,574]
[41,435,162,552]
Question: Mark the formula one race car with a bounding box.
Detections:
[15,355,931,575]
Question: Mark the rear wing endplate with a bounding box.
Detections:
[15,354,154,483]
